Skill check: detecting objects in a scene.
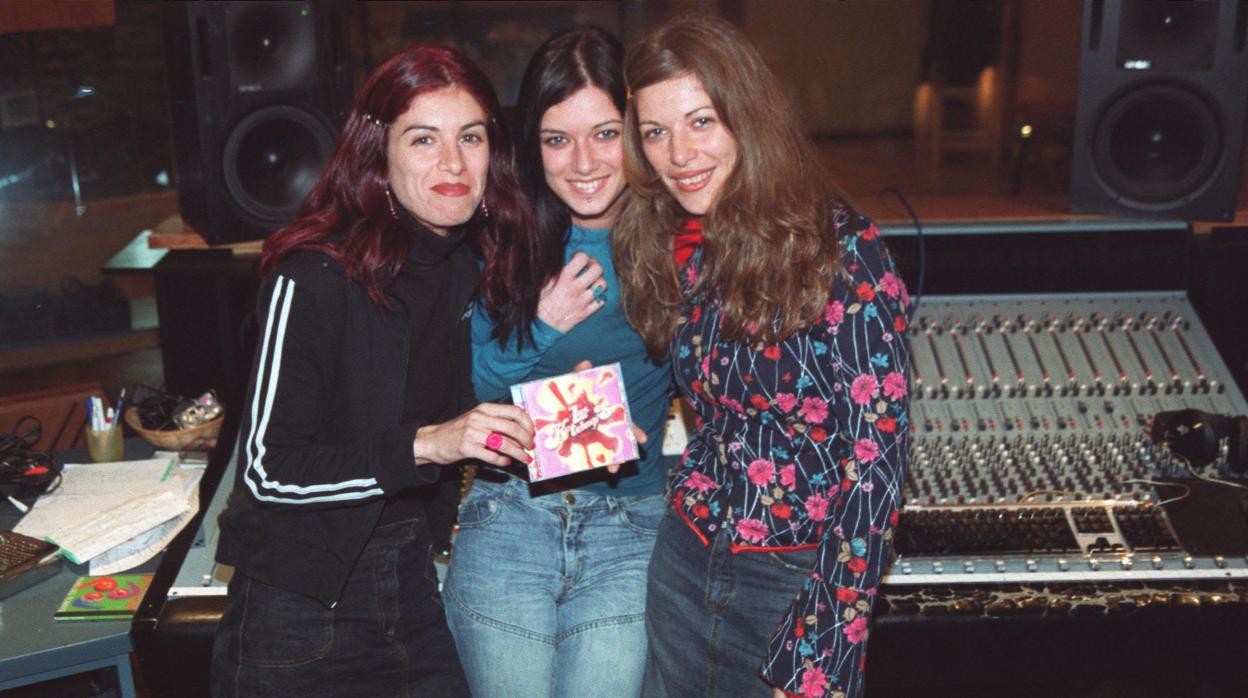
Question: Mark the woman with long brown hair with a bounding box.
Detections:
[211,46,533,697]
[615,15,910,698]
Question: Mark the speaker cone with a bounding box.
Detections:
[223,105,333,227]
[1091,82,1222,210]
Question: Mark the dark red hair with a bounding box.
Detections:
[260,46,529,307]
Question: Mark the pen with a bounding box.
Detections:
[113,388,127,429]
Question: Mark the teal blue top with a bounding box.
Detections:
[471,224,674,496]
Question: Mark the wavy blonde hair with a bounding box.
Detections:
[613,13,846,358]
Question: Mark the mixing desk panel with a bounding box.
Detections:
[887,292,1248,585]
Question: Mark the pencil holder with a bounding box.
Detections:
[85,427,124,462]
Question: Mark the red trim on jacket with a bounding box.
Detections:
[672,491,711,547]
[730,541,819,555]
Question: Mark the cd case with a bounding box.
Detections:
[510,363,639,481]
[55,574,153,621]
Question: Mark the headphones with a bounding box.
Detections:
[1150,409,1248,474]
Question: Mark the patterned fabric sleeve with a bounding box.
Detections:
[761,222,911,698]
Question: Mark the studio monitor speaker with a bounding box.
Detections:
[1070,0,1248,220]
[163,0,352,244]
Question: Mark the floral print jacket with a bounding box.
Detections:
[669,209,910,698]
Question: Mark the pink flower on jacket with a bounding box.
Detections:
[736,517,768,543]
[824,300,844,327]
[879,271,904,299]
[687,470,718,493]
[805,493,829,521]
[779,463,797,488]
[850,373,878,405]
[800,666,828,698]
[882,371,907,401]
[774,392,798,413]
[747,458,775,486]
[701,356,711,378]
[799,396,829,424]
[854,438,880,462]
[843,615,869,644]
[719,395,745,413]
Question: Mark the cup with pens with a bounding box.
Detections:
[84,390,125,463]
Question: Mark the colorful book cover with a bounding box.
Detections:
[54,574,153,621]
[510,363,639,481]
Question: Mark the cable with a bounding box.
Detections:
[1172,451,1248,492]
[0,416,61,502]
[1122,478,1191,506]
[877,186,924,321]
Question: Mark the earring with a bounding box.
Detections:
[479,198,491,219]
[385,187,399,221]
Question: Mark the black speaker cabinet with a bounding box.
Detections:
[163,1,352,244]
[1070,0,1248,221]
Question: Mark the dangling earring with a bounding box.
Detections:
[479,198,490,219]
[385,187,399,221]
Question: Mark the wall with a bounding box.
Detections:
[742,0,928,136]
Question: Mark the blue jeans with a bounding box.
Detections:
[211,517,469,697]
[642,508,818,698]
[443,476,663,698]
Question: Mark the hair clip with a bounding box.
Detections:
[625,85,633,101]
[363,112,387,128]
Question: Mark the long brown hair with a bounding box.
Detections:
[614,13,846,357]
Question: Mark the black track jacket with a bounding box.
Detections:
[216,248,474,606]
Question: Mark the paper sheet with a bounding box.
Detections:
[12,456,202,573]
[87,467,203,575]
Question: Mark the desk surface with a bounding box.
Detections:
[0,563,139,685]
[0,439,158,688]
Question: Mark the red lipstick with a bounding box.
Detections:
[432,183,470,196]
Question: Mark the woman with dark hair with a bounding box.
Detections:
[615,15,910,698]
[442,26,674,697]
[211,46,534,697]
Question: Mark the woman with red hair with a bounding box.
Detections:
[212,46,533,697]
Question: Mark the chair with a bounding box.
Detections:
[0,382,107,453]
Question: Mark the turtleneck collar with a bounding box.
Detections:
[395,199,470,268]
[569,222,611,243]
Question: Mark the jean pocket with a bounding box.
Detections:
[759,547,819,575]
[455,487,502,529]
[615,494,667,534]
[239,577,334,667]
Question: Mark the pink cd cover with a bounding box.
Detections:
[510,363,639,481]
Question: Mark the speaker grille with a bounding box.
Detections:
[1117,2,1217,71]
[223,105,334,227]
[225,1,318,93]
[1091,82,1222,209]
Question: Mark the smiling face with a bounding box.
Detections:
[386,86,489,235]
[539,86,627,228]
[635,72,738,216]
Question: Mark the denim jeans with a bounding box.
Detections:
[642,507,818,698]
[211,517,469,698]
[443,476,664,698]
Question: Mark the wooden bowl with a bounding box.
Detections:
[123,406,223,451]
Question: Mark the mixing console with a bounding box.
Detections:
[887,292,1248,585]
